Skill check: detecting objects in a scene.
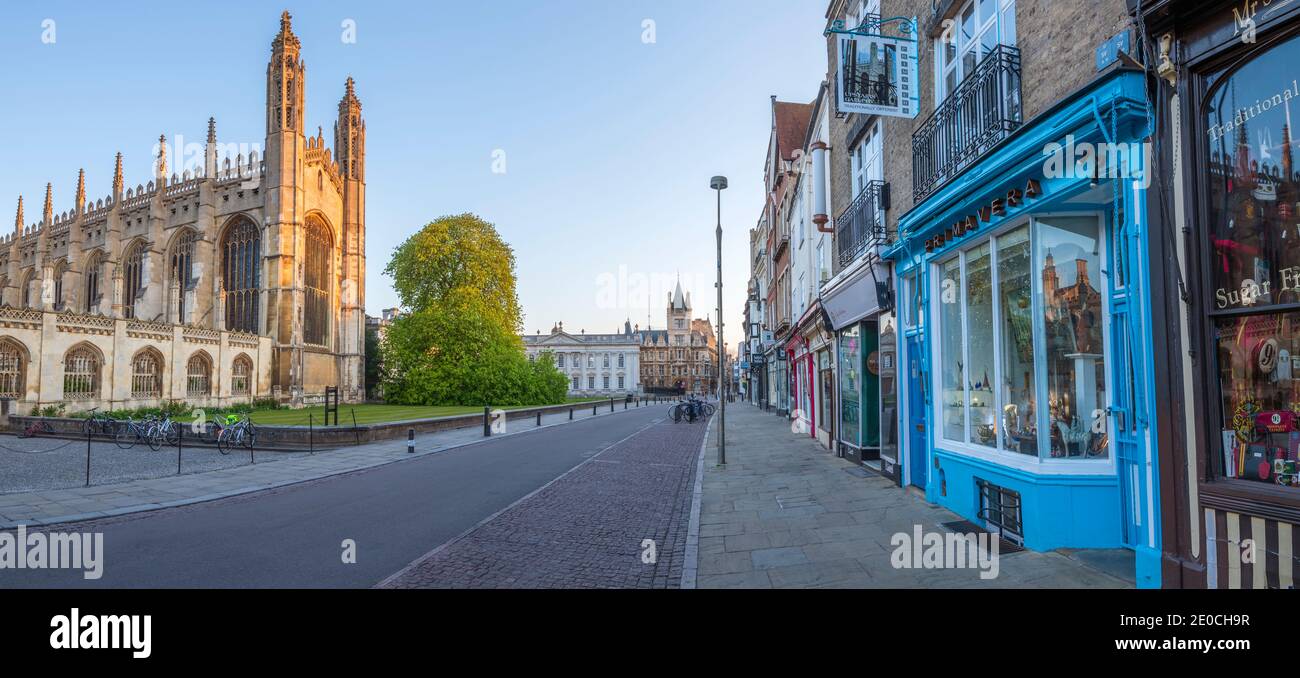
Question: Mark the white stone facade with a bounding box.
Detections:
[523,322,642,397]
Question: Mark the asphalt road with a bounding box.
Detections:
[0,405,671,588]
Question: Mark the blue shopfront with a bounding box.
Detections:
[886,68,1162,587]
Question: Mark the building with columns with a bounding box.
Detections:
[523,321,642,397]
[0,12,366,413]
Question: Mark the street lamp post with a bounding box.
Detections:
[710,175,728,466]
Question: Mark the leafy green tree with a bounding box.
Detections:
[381,214,565,406]
[385,213,522,331]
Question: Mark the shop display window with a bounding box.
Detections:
[1203,32,1300,489]
[934,217,1109,460]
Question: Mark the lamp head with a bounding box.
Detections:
[710,176,728,191]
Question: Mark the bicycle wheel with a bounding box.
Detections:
[670,405,683,423]
[115,426,137,450]
[163,423,179,447]
[216,427,232,455]
[146,425,163,452]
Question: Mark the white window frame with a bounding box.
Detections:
[934,0,1017,104]
[927,211,1115,476]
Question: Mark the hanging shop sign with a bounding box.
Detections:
[923,178,1045,252]
[826,16,920,119]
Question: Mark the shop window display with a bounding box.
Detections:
[935,218,1108,460]
[1204,33,1300,489]
[839,326,861,447]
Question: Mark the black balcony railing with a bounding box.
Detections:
[836,180,889,269]
[912,44,1023,203]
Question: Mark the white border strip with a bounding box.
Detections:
[680,414,715,589]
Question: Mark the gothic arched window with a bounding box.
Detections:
[231,354,253,396]
[122,241,146,319]
[52,261,66,311]
[186,352,211,397]
[0,338,26,400]
[20,270,35,309]
[303,218,331,346]
[221,218,261,333]
[131,349,163,399]
[170,230,196,324]
[63,345,101,400]
[84,251,102,314]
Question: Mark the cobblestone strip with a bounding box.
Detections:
[379,416,708,589]
[680,415,713,589]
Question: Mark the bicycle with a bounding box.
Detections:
[150,416,181,450]
[18,420,55,438]
[215,414,256,455]
[83,407,117,438]
[114,416,158,450]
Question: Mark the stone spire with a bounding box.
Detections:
[156,133,168,181]
[112,152,124,196]
[205,118,218,178]
[272,10,300,51]
[75,168,86,212]
[13,195,22,236]
[42,183,53,224]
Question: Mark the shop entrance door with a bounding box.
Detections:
[1110,250,1145,551]
[905,333,927,489]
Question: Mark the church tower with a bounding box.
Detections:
[263,10,310,402]
[335,76,367,400]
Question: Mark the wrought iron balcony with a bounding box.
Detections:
[836,180,889,269]
[912,44,1023,203]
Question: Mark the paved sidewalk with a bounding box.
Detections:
[0,402,668,529]
[380,415,705,588]
[690,404,1133,589]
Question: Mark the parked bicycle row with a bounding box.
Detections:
[669,396,716,424]
[78,408,259,455]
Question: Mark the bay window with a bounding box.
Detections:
[934,215,1109,461]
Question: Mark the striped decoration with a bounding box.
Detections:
[1204,508,1297,589]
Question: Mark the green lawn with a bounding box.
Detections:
[192,397,611,427]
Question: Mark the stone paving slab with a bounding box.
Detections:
[0,403,667,529]
[689,404,1134,589]
[379,415,708,589]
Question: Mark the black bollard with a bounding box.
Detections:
[84,425,92,488]
[536,411,541,427]
[484,406,491,437]
[407,428,414,454]
[176,424,183,476]
[569,407,573,420]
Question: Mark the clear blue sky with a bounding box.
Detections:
[0,0,827,354]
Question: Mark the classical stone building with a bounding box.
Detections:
[0,12,366,413]
[640,281,718,396]
[523,321,642,397]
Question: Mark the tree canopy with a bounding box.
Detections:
[380,214,566,407]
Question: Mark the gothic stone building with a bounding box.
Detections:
[640,281,719,395]
[0,12,366,413]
